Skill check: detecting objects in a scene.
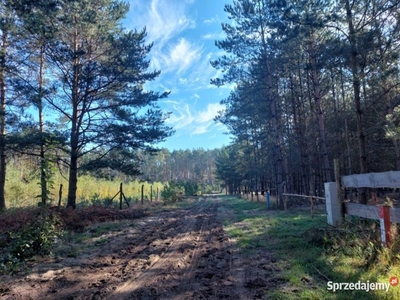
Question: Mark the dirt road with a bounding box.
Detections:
[1,196,280,299]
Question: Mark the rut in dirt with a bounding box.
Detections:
[1,196,281,300]
[107,196,242,300]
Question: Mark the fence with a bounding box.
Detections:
[240,190,325,218]
[282,193,326,217]
[58,182,161,209]
[326,160,400,247]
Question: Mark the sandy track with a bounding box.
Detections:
[1,196,276,300]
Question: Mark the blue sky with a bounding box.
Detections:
[124,0,234,151]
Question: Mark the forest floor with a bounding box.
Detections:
[0,196,285,300]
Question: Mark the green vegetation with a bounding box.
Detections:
[161,181,185,203]
[221,196,400,299]
[4,161,164,208]
[161,181,205,202]
[0,209,64,274]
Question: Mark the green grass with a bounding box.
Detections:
[220,195,400,300]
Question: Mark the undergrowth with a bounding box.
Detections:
[0,204,149,275]
[4,161,164,208]
[305,218,400,272]
[0,209,64,275]
[221,195,400,299]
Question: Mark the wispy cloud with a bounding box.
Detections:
[198,103,224,123]
[202,32,226,40]
[128,0,195,45]
[164,101,194,130]
[127,0,197,73]
[164,99,225,136]
[168,38,202,74]
[204,16,222,24]
[127,1,231,91]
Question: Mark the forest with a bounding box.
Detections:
[211,0,400,208]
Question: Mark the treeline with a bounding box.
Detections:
[0,0,172,209]
[212,0,400,207]
[139,148,220,193]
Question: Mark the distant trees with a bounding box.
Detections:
[0,0,172,209]
[212,0,400,205]
[139,148,220,192]
[214,144,245,194]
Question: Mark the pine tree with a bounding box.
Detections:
[212,0,286,207]
[43,0,172,208]
[0,0,18,209]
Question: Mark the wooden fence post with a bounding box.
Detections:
[119,183,123,210]
[310,196,314,218]
[141,184,144,205]
[58,184,63,207]
[150,185,153,202]
[379,205,392,247]
[334,158,345,223]
[283,182,287,210]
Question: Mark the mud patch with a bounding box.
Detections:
[1,197,285,300]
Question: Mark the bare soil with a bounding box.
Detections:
[0,196,283,299]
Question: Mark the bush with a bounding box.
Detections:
[1,209,64,274]
[161,181,184,202]
[182,181,200,196]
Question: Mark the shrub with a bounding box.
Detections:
[1,209,64,274]
[182,181,200,196]
[161,181,184,202]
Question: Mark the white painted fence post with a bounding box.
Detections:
[325,182,343,227]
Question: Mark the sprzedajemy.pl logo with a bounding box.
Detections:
[327,276,398,293]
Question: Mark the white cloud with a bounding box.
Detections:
[198,103,224,123]
[127,0,197,72]
[204,16,222,24]
[168,38,202,74]
[179,78,187,84]
[164,99,225,136]
[128,0,195,45]
[192,122,213,135]
[202,32,226,40]
[165,102,194,129]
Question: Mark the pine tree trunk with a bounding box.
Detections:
[345,0,367,204]
[0,31,7,210]
[308,33,332,182]
[257,2,284,208]
[39,45,48,205]
[384,85,400,170]
[67,23,80,209]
